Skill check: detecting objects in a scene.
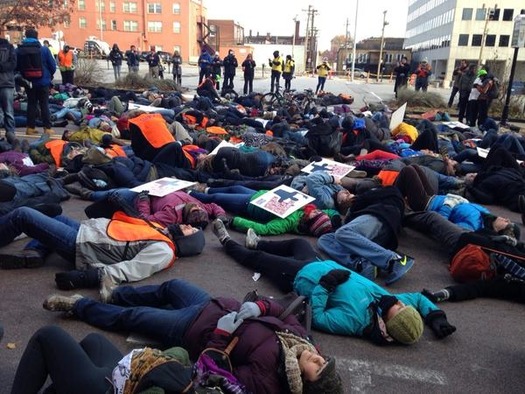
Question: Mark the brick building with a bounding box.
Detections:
[31,0,209,61]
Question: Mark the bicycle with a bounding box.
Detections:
[261,87,296,111]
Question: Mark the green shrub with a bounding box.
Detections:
[73,58,105,87]
[113,73,180,92]
[394,89,447,108]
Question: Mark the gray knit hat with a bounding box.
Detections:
[303,358,344,394]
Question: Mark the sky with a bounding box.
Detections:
[204,0,409,51]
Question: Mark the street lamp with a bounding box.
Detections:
[377,10,388,82]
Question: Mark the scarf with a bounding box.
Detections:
[276,331,317,394]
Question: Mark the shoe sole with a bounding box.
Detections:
[384,258,415,286]
[0,254,44,269]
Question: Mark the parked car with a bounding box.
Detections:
[347,67,367,78]
[511,81,525,96]
[83,37,111,58]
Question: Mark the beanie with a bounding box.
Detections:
[385,306,424,345]
[182,203,209,229]
[168,224,206,256]
[303,358,343,394]
[300,204,333,237]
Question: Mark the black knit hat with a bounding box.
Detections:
[168,225,206,257]
[303,358,343,394]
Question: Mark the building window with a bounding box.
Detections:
[462,8,473,20]
[485,34,496,46]
[173,21,181,33]
[96,0,106,12]
[123,2,138,13]
[490,8,500,20]
[472,34,482,46]
[79,17,87,28]
[458,34,469,46]
[173,3,181,14]
[148,3,162,13]
[148,21,162,33]
[499,35,510,47]
[77,0,85,11]
[124,20,139,32]
[502,9,514,21]
[96,19,107,31]
[475,8,486,20]
[110,1,116,12]
[111,20,117,30]
[63,19,70,28]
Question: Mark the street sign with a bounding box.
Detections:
[511,15,525,48]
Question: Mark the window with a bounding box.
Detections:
[123,2,138,13]
[148,3,162,13]
[111,20,117,30]
[77,0,85,11]
[472,34,482,46]
[96,0,106,12]
[124,20,139,32]
[96,18,107,31]
[458,34,469,46]
[475,8,486,20]
[462,8,473,20]
[173,3,181,14]
[148,21,162,33]
[110,1,116,12]
[485,34,496,46]
[63,19,70,28]
[499,35,510,47]
[502,9,514,21]
[79,17,87,28]
[173,21,181,33]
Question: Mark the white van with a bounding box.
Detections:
[83,36,111,58]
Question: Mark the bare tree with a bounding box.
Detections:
[0,0,75,34]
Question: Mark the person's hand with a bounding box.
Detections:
[215,312,243,336]
[319,269,350,292]
[426,311,456,339]
[237,302,262,320]
[136,190,150,201]
[217,215,232,227]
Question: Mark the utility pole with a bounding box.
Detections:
[478,3,498,67]
[303,6,311,72]
[377,10,388,82]
[310,7,318,70]
[352,0,359,82]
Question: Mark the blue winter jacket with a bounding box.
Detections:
[428,195,489,231]
[291,171,343,210]
[293,261,439,336]
[16,38,56,87]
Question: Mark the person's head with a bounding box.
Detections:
[467,64,477,75]
[286,54,292,60]
[112,43,119,50]
[299,204,333,237]
[401,56,407,64]
[62,129,73,141]
[421,58,428,65]
[460,59,467,67]
[273,50,279,58]
[300,353,343,394]
[166,224,206,256]
[246,53,252,59]
[174,50,180,56]
[182,203,210,229]
[43,40,50,46]
[322,57,328,63]
[464,172,477,185]
[335,189,355,215]
[384,301,424,344]
[63,45,70,52]
[150,45,155,52]
[130,45,136,51]
[228,49,234,56]
[478,69,488,78]
[444,157,459,176]
[25,28,38,39]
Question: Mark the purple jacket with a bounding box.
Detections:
[184,297,309,394]
[136,190,225,226]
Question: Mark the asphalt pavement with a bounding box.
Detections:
[0,61,524,393]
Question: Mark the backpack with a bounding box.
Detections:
[449,243,496,283]
[306,122,342,157]
[488,77,500,99]
[17,42,43,80]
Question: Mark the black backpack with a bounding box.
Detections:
[17,42,43,80]
[306,122,342,157]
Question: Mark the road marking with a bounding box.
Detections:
[370,91,384,102]
[337,357,447,391]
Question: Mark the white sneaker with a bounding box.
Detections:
[245,228,260,249]
[99,272,117,303]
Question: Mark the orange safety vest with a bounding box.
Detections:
[44,140,67,167]
[129,113,175,148]
[58,50,74,68]
[104,144,127,158]
[181,144,203,168]
[376,169,399,186]
[106,211,177,268]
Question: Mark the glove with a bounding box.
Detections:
[215,312,243,336]
[425,311,456,339]
[319,269,350,292]
[136,190,150,201]
[237,302,262,320]
[217,215,232,227]
[421,289,439,303]
[443,193,468,208]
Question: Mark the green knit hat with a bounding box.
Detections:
[385,306,424,345]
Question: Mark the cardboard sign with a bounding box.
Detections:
[389,102,407,131]
[130,177,196,197]
[250,185,315,219]
[302,158,355,178]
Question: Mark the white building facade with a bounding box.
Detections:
[404,0,525,86]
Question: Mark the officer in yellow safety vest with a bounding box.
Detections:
[268,50,283,93]
[315,57,331,95]
[282,55,295,92]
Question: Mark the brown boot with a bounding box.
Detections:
[44,128,55,136]
[26,127,37,136]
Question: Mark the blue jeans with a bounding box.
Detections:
[190,186,256,214]
[0,207,79,261]
[74,279,211,347]
[0,87,15,133]
[52,107,82,122]
[90,188,137,203]
[317,214,396,269]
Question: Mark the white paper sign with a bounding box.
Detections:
[476,147,489,158]
[209,139,242,156]
[250,185,315,219]
[130,177,196,197]
[302,158,355,178]
[389,102,407,131]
